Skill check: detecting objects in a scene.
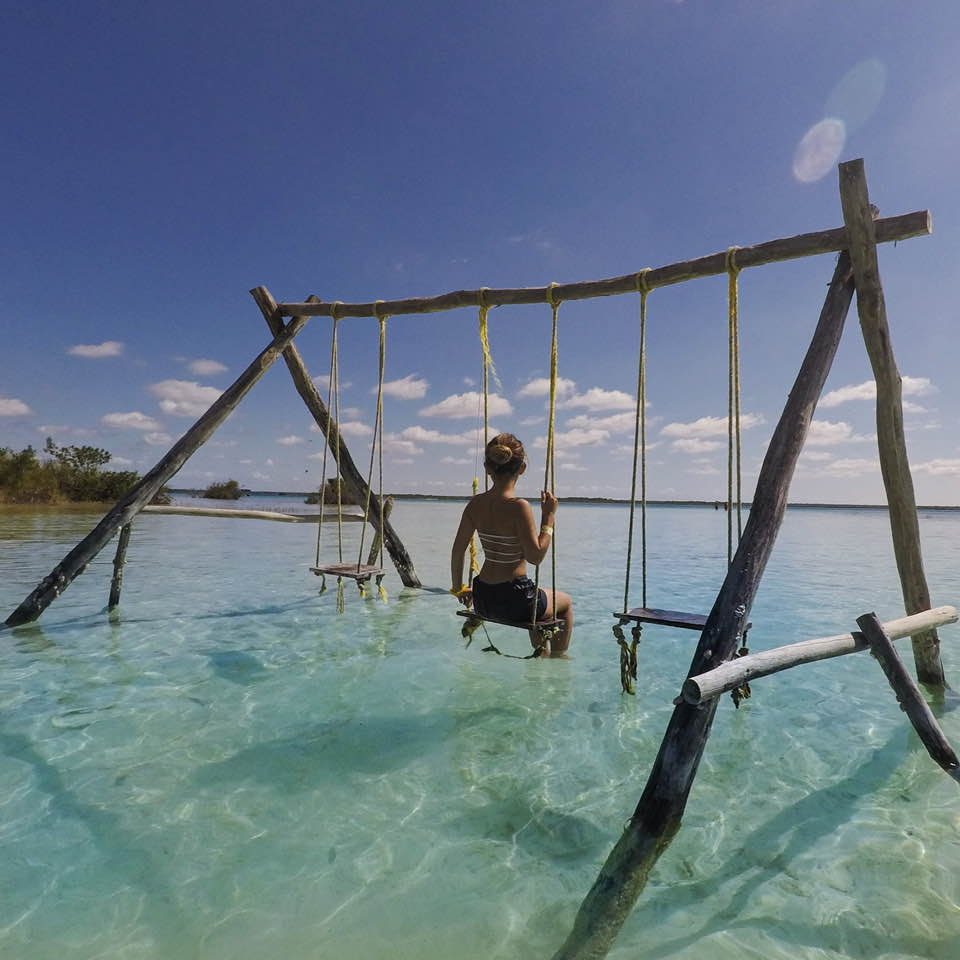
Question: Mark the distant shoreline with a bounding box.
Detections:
[166,489,960,511]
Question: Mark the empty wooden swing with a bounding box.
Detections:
[613,255,752,695]
[310,302,388,609]
[457,287,565,655]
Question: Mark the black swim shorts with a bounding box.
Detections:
[471,576,547,623]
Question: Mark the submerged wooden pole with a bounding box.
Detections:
[4,314,312,629]
[839,159,945,688]
[107,523,133,610]
[250,287,422,588]
[274,210,929,319]
[367,496,393,567]
[683,605,958,704]
[857,612,960,783]
[552,254,857,960]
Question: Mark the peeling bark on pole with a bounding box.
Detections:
[4,314,311,629]
[551,254,856,960]
[250,287,421,588]
[839,159,944,688]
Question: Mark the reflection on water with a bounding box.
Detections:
[2,499,960,959]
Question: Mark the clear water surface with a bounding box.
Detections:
[1,496,959,959]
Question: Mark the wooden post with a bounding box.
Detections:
[3,313,312,629]
[367,496,393,567]
[856,613,960,783]
[839,159,944,688]
[552,254,857,960]
[250,287,422,588]
[107,523,133,610]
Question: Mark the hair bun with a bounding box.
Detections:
[489,444,512,465]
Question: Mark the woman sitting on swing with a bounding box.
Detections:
[450,433,574,657]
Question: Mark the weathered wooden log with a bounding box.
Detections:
[683,606,958,704]
[857,612,960,783]
[275,210,929,319]
[839,160,944,688]
[107,523,133,610]
[552,253,857,960]
[140,505,364,523]
[3,314,312,629]
[367,496,393,567]
[250,287,422,589]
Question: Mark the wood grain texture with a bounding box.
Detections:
[683,605,958,704]
[857,612,960,782]
[274,210,929,319]
[4,314,312,629]
[839,159,944,687]
[551,254,856,960]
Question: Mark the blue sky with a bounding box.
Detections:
[3,0,959,504]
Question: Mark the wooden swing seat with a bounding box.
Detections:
[615,606,751,633]
[310,563,382,583]
[457,610,565,632]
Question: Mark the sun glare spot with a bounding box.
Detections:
[825,58,886,135]
[792,118,846,183]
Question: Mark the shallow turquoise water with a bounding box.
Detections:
[2,498,960,959]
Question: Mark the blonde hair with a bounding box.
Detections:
[485,433,525,476]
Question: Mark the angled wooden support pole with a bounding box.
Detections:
[4,313,311,629]
[839,159,944,688]
[250,287,421,589]
[552,254,857,960]
[857,613,960,783]
[107,523,133,610]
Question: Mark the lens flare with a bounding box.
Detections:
[792,118,846,183]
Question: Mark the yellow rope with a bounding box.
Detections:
[532,282,560,627]
[726,248,743,565]
[357,304,387,572]
[315,309,343,566]
[623,269,651,613]
[469,475,480,578]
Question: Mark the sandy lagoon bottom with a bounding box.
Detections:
[1,498,959,959]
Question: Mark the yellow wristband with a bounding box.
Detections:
[541,524,554,536]
[450,585,470,597]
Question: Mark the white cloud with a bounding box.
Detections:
[902,401,928,415]
[566,411,638,433]
[801,450,833,462]
[420,391,512,419]
[189,358,228,376]
[111,456,134,466]
[277,435,304,446]
[102,411,164,431]
[393,458,414,465]
[441,456,472,465]
[397,425,473,446]
[463,376,476,387]
[144,432,173,446]
[806,419,873,446]
[820,457,879,478]
[661,413,765,439]
[383,436,423,456]
[0,396,31,416]
[519,415,544,427]
[68,340,124,358]
[380,374,428,399]
[150,380,222,418]
[534,427,609,450]
[517,377,576,400]
[339,420,373,438]
[687,460,721,476]
[562,387,634,411]
[672,438,724,455]
[913,459,960,477]
[820,376,935,409]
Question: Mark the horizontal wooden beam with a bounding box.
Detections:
[141,505,364,523]
[682,605,957,704]
[274,209,931,319]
